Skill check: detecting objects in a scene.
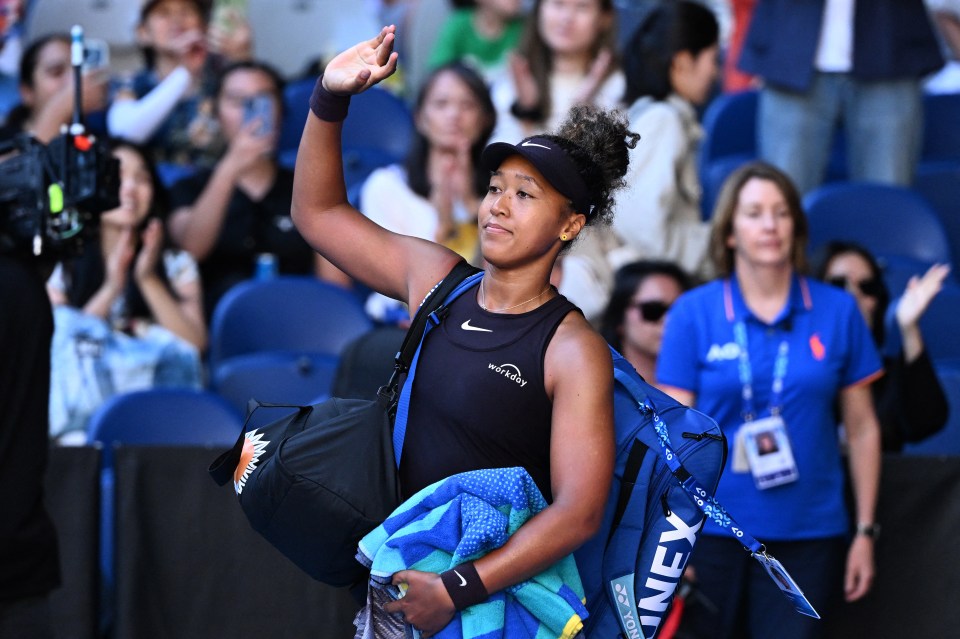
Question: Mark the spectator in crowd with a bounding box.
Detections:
[167,60,319,320]
[614,0,719,280]
[489,0,623,143]
[427,0,526,80]
[658,161,882,638]
[738,0,944,194]
[107,0,252,168]
[599,260,692,384]
[47,140,205,439]
[358,61,496,322]
[0,32,108,142]
[554,0,717,322]
[816,241,950,452]
[48,140,206,349]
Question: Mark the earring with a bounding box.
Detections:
[560,234,569,241]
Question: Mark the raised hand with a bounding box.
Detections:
[896,263,950,330]
[321,26,399,96]
[509,53,539,110]
[134,218,164,284]
[105,226,136,294]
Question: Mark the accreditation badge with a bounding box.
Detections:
[739,415,798,489]
[755,552,821,619]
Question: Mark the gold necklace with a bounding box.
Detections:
[479,280,551,313]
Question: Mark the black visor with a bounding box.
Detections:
[480,136,592,216]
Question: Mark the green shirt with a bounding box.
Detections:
[427,9,524,74]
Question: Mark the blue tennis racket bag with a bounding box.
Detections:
[574,349,726,639]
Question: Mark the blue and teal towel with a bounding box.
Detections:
[356,467,587,639]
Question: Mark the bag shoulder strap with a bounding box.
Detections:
[394,260,482,374]
[392,266,484,466]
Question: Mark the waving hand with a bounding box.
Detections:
[322,25,399,96]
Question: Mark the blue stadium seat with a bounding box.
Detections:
[86,388,243,589]
[212,351,340,418]
[87,388,242,468]
[277,77,314,170]
[921,92,960,166]
[913,164,960,272]
[903,362,960,456]
[803,181,953,267]
[209,276,373,370]
[277,83,413,188]
[340,87,414,191]
[699,89,758,169]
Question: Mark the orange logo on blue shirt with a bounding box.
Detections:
[809,334,826,361]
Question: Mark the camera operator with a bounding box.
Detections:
[0,28,117,628]
[0,247,60,637]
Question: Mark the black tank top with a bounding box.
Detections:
[398,280,579,502]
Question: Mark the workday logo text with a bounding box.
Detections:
[487,363,528,387]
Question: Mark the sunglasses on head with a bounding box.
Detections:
[629,300,671,322]
[826,276,885,298]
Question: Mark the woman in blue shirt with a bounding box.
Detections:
[657,161,883,639]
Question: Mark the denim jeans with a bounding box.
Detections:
[758,73,923,194]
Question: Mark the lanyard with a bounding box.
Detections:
[732,321,789,422]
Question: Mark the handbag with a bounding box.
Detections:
[208,260,480,587]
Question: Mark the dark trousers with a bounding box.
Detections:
[679,535,847,639]
[0,595,55,639]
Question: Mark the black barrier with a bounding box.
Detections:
[44,445,100,639]
[43,447,960,638]
[113,446,359,638]
[824,454,960,638]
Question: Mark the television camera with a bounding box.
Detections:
[0,25,119,259]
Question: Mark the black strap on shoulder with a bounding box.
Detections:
[394,260,482,374]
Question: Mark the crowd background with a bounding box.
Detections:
[2,0,960,637]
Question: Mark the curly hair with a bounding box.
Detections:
[542,104,639,228]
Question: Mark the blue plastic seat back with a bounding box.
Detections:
[87,388,243,469]
[699,89,758,166]
[209,276,374,368]
[212,351,340,419]
[277,83,413,178]
[921,93,960,165]
[914,164,960,272]
[341,87,414,190]
[278,78,315,169]
[803,181,953,267]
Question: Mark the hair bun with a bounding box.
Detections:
[549,105,639,226]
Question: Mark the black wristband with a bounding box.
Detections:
[309,76,351,122]
[439,562,488,611]
[510,100,544,122]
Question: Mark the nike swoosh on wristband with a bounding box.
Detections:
[454,570,467,587]
[521,140,551,150]
[461,320,493,333]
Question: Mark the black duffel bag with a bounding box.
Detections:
[208,260,481,587]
